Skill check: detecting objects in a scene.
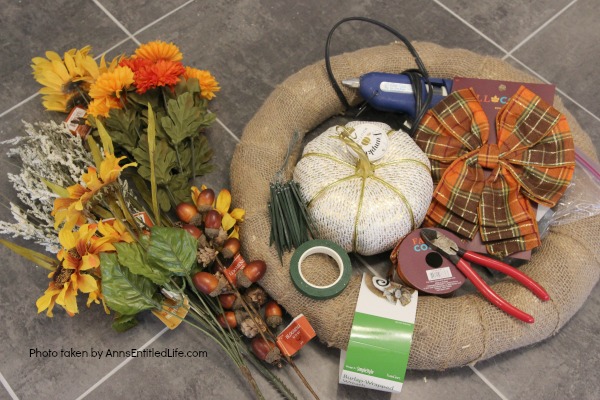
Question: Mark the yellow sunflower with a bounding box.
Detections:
[31,46,102,112]
[52,153,137,230]
[89,66,134,101]
[97,218,135,244]
[183,67,220,100]
[135,40,183,62]
[36,224,116,317]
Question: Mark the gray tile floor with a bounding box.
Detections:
[1,1,599,399]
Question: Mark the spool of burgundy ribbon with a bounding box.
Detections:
[394,228,466,295]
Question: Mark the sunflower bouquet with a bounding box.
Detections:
[0,41,317,399]
[32,40,219,213]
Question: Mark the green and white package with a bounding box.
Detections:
[339,273,418,393]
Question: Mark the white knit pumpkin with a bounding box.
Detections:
[293,121,433,255]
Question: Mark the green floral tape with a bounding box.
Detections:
[290,239,352,299]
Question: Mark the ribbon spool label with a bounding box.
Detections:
[339,273,417,393]
[395,228,465,295]
[290,239,351,299]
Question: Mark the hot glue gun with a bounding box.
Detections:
[342,72,453,119]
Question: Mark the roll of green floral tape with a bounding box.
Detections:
[290,239,352,299]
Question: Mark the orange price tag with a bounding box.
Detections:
[65,106,91,137]
[276,314,316,357]
[224,253,246,286]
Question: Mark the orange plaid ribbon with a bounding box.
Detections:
[415,86,575,256]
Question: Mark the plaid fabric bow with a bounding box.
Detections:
[415,86,575,256]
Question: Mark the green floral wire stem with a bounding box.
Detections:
[268,131,318,258]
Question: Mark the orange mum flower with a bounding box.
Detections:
[89,66,134,100]
[86,96,122,118]
[134,60,185,94]
[135,40,183,62]
[184,67,220,100]
[119,57,152,73]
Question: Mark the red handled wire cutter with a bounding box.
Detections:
[420,228,550,323]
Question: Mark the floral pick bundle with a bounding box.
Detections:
[0,41,317,400]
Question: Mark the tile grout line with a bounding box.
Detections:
[96,37,133,58]
[74,327,169,400]
[502,0,579,60]
[508,55,600,124]
[92,0,141,46]
[0,371,19,400]
[133,0,196,36]
[215,116,241,142]
[431,0,510,54]
[469,366,509,400]
[435,0,600,125]
[0,93,39,119]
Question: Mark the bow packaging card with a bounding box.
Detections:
[452,77,556,143]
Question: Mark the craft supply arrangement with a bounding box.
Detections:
[2,15,600,400]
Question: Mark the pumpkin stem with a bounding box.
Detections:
[335,126,375,179]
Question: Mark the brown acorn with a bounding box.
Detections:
[264,301,283,328]
[204,210,222,238]
[196,188,215,212]
[221,237,241,259]
[217,311,237,329]
[192,271,227,297]
[251,337,281,366]
[176,202,203,226]
[236,260,267,288]
[218,293,243,310]
[181,224,202,239]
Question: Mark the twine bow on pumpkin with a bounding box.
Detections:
[415,86,575,256]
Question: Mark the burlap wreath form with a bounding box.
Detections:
[230,42,600,370]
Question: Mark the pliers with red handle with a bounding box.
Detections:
[420,228,550,323]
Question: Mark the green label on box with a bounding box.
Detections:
[339,273,417,393]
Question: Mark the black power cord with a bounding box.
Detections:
[325,17,433,136]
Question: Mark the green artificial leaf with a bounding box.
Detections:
[105,108,139,153]
[161,92,205,145]
[157,188,172,212]
[127,91,160,110]
[114,242,170,285]
[147,103,161,227]
[172,78,200,98]
[135,139,178,186]
[100,252,159,315]
[147,227,197,275]
[178,135,214,178]
[112,314,139,333]
[168,173,193,205]
[192,135,214,176]
[86,135,103,168]
[42,178,69,198]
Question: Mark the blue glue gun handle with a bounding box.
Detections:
[358,72,453,118]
